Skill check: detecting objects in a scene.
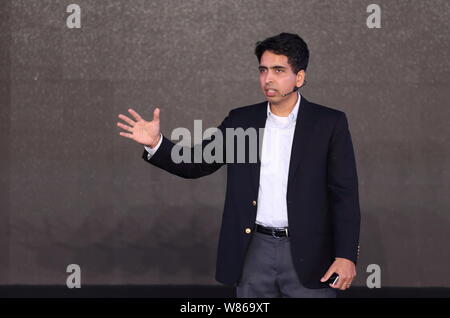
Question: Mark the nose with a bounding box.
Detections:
[264,71,275,85]
[265,77,273,87]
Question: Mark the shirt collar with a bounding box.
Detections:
[267,92,301,122]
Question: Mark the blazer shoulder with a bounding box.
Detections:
[228,101,266,117]
[306,100,352,133]
[308,100,346,119]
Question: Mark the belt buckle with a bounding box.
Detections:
[271,229,280,239]
[271,228,288,238]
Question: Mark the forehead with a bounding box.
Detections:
[259,51,291,68]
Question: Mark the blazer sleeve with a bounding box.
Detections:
[141,112,232,179]
[327,112,361,265]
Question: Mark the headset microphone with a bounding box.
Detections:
[280,80,307,97]
[280,86,299,97]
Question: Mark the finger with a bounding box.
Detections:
[330,282,346,290]
[320,267,335,282]
[340,283,349,291]
[153,108,160,122]
[346,278,354,289]
[118,114,136,127]
[329,276,341,289]
[119,132,133,139]
[128,108,144,122]
[117,122,133,133]
[337,277,351,290]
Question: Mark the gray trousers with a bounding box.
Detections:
[236,231,337,298]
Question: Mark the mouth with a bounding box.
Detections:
[265,88,277,97]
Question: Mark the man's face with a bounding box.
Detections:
[258,50,304,103]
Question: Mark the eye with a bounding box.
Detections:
[276,69,284,73]
[259,69,266,73]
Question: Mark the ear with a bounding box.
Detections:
[296,70,306,88]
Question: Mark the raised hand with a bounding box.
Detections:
[117,108,161,148]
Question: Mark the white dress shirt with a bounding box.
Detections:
[255,93,300,228]
[145,93,301,228]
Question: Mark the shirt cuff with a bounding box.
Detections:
[144,133,163,158]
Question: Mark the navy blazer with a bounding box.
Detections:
[142,95,361,289]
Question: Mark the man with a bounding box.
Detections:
[117,33,360,298]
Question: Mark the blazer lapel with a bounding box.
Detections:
[250,101,268,193]
[287,96,318,196]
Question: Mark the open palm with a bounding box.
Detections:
[117,108,161,147]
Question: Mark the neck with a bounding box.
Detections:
[269,92,299,117]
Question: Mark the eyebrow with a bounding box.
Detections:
[258,65,287,70]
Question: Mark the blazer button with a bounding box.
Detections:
[252,200,257,207]
[245,228,252,234]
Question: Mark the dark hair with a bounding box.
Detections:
[254,33,309,74]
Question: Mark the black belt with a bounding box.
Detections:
[255,224,289,238]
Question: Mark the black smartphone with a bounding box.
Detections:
[325,273,340,285]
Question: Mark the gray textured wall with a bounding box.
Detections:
[1,0,449,287]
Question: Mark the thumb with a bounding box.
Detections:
[320,268,334,282]
[153,108,160,122]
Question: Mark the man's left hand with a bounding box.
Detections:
[320,257,356,290]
